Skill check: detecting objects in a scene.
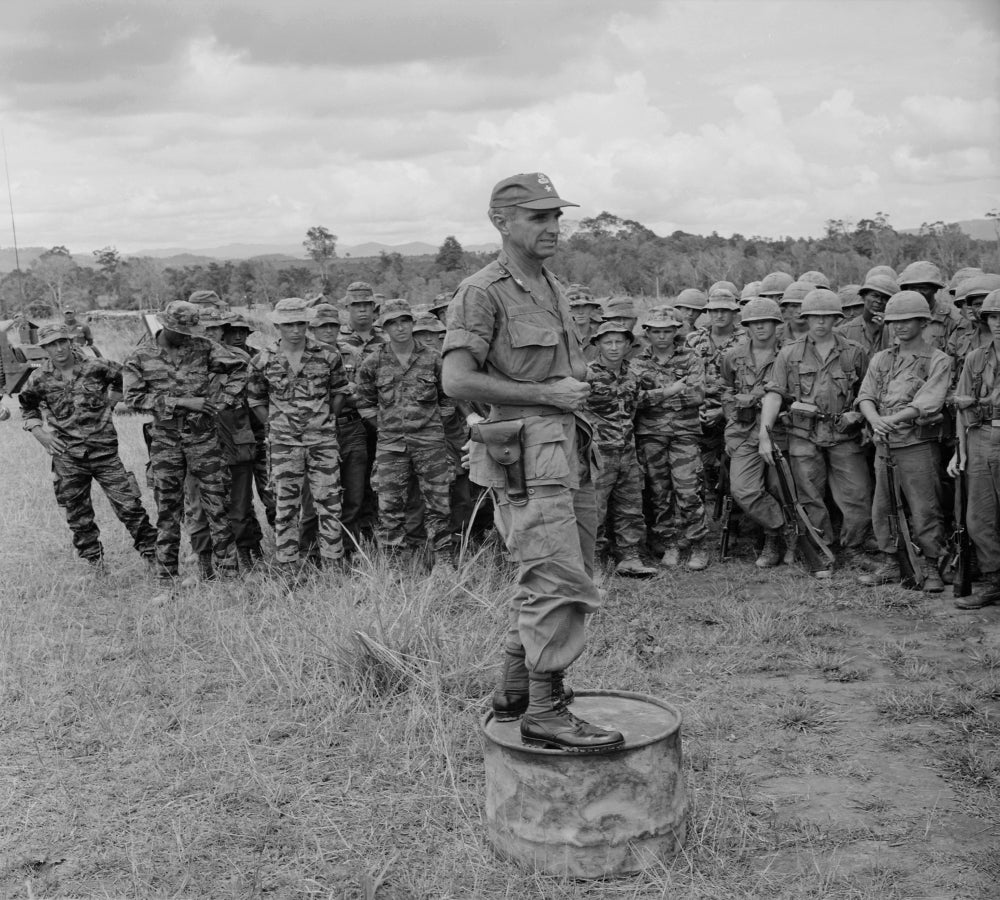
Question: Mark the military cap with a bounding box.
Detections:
[641,308,683,329]
[948,267,984,295]
[800,289,843,317]
[489,172,579,210]
[590,321,634,344]
[758,272,794,298]
[188,289,227,309]
[706,284,740,311]
[378,298,414,326]
[674,288,708,310]
[780,281,813,305]
[955,273,1000,304]
[798,270,831,291]
[37,323,73,346]
[310,303,341,327]
[741,281,762,302]
[429,291,453,313]
[601,296,638,320]
[159,300,205,336]
[838,284,863,308]
[413,312,446,333]
[882,291,931,321]
[740,298,783,323]
[225,313,255,333]
[898,260,945,290]
[859,272,899,299]
[269,297,314,324]
[345,281,374,296]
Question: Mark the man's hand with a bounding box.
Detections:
[866,413,900,437]
[34,428,67,456]
[175,397,216,415]
[543,377,591,412]
[700,407,724,426]
[947,449,966,477]
[758,429,775,466]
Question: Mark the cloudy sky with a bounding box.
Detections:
[0,0,997,254]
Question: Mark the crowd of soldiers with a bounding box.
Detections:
[11,259,1000,610]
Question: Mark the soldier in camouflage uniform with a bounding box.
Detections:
[584,322,657,577]
[355,299,455,568]
[183,308,264,576]
[123,301,247,581]
[20,323,157,567]
[632,309,709,568]
[720,299,789,567]
[248,297,349,571]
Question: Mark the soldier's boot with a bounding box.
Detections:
[858,554,900,586]
[755,530,782,569]
[237,546,254,573]
[520,674,624,752]
[198,551,215,581]
[955,573,1000,610]
[922,559,944,594]
[492,650,574,722]
[842,547,877,572]
[660,545,682,567]
[250,542,264,561]
[687,543,710,571]
[615,557,658,578]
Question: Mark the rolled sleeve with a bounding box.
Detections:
[442,285,495,366]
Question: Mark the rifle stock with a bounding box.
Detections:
[765,427,836,572]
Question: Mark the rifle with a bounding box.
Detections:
[714,453,734,559]
[879,443,925,590]
[948,469,972,598]
[766,427,836,572]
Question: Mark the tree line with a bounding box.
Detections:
[2,212,998,319]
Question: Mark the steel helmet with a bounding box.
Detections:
[838,284,863,307]
[706,284,740,311]
[759,271,794,297]
[798,270,831,291]
[882,290,931,321]
[859,272,899,299]
[864,265,897,282]
[980,289,1000,316]
[800,289,843,317]
[741,281,762,302]
[674,288,708,310]
[898,260,945,290]
[955,273,1000,305]
[948,267,984,295]
[780,281,813,305]
[739,298,783,323]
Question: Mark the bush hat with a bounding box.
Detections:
[590,321,634,344]
[270,297,314,325]
[311,303,341,327]
[159,300,205,336]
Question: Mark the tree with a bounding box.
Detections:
[303,226,338,283]
[93,246,122,303]
[30,247,79,309]
[435,235,464,271]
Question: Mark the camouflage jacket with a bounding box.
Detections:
[630,343,705,437]
[20,355,123,456]
[584,358,641,450]
[355,339,452,450]
[123,335,249,431]
[247,337,349,445]
[338,326,385,364]
[684,326,747,407]
[206,345,257,464]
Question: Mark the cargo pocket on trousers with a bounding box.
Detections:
[523,418,570,482]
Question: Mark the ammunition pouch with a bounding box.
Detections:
[913,412,944,442]
[789,401,820,431]
[470,419,528,505]
[733,393,758,425]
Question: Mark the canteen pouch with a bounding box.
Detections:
[470,419,528,505]
[913,411,944,441]
[789,401,820,432]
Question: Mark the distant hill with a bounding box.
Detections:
[122,240,499,262]
[899,218,997,241]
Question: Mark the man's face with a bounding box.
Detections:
[312,323,340,346]
[45,338,73,365]
[860,290,887,321]
[890,318,925,343]
[678,306,700,325]
[416,330,444,352]
[204,325,226,342]
[967,295,987,323]
[163,328,187,348]
[384,316,414,345]
[63,311,76,324]
[645,326,677,353]
[709,309,736,329]
[781,302,802,325]
[596,333,630,363]
[842,304,863,321]
[497,206,562,260]
[748,321,778,343]
[985,312,1000,341]
[905,283,938,305]
[224,326,250,349]
[571,305,598,327]
[806,314,839,339]
[348,300,375,330]
[277,321,309,347]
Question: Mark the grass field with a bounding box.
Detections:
[0,322,997,899]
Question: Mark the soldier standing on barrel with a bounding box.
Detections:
[442,172,624,752]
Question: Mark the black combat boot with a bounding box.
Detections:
[520,674,624,752]
[492,650,575,722]
[197,551,215,581]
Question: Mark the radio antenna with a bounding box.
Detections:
[1,129,25,314]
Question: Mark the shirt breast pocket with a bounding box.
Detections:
[796,365,818,398]
[505,315,559,382]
